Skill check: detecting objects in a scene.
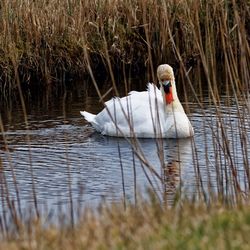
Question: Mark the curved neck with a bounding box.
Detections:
[160,80,178,103]
[160,80,184,113]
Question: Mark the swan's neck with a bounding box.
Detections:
[160,80,184,113]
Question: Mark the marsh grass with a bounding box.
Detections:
[1,198,250,249]
[0,0,249,95]
[82,0,250,204]
[0,0,249,248]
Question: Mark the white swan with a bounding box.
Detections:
[80,64,194,138]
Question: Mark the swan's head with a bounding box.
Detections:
[157,64,175,105]
[157,64,175,82]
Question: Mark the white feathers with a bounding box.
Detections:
[80,83,194,138]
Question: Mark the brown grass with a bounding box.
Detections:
[1,198,250,250]
[0,0,250,248]
[0,0,249,95]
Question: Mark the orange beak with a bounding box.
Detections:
[162,81,174,104]
[165,87,174,104]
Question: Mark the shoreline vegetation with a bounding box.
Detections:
[1,198,250,249]
[0,1,250,249]
[0,0,249,96]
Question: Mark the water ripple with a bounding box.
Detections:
[0,97,249,213]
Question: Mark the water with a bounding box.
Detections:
[0,82,249,217]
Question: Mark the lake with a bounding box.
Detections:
[0,80,249,219]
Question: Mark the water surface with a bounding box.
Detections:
[0,82,249,216]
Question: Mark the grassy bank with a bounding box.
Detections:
[0,0,249,94]
[1,199,250,250]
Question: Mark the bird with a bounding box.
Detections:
[80,64,194,138]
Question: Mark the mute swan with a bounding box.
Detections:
[80,64,194,138]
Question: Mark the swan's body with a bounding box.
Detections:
[81,64,194,138]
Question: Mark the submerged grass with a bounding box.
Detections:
[1,199,250,249]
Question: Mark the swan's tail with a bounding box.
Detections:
[80,111,96,123]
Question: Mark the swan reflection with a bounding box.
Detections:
[90,134,194,205]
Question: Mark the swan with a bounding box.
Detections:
[80,64,194,138]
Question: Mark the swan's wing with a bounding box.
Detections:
[146,83,162,97]
[101,84,163,123]
[93,83,164,136]
[104,83,161,107]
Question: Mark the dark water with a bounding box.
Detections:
[0,81,249,217]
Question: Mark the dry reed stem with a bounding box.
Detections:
[0,0,248,94]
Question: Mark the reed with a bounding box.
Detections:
[0,0,249,248]
[81,0,250,205]
[0,0,248,95]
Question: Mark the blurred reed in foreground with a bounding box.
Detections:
[1,198,250,250]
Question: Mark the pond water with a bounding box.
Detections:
[0,80,249,218]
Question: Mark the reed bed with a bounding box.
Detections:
[80,0,250,206]
[0,0,250,248]
[0,0,249,94]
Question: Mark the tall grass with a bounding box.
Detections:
[0,0,249,95]
[1,198,250,249]
[0,0,249,247]
[81,0,250,205]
